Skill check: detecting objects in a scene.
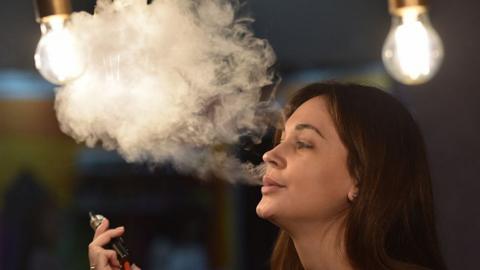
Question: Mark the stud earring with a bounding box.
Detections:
[348,192,358,202]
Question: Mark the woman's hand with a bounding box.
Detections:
[88,218,125,270]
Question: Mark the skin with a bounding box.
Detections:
[256,96,358,270]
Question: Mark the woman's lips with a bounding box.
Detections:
[261,176,286,194]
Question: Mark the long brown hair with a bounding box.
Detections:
[270,82,446,270]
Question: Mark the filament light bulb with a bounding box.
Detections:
[35,16,85,85]
[33,0,85,85]
[382,1,444,85]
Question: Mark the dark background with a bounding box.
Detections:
[0,0,479,270]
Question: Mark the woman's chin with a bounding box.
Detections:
[256,197,276,220]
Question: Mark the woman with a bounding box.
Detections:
[89,82,446,270]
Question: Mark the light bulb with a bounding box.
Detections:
[34,15,86,85]
[382,5,444,85]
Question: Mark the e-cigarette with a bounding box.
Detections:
[89,212,132,270]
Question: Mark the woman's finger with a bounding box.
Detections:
[94,249,120,270]
[91,226,125,247]
[105,249,121,268]
[131,264,142,270]
[93,218,110,240]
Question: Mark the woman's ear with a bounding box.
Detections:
[347,184,359,203]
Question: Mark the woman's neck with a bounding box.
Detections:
[288,216,353,270]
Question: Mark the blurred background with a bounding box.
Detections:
[0,0,479,269]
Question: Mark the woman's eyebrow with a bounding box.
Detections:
[295,123,325,139]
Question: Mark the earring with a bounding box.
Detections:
[348,192,358,202]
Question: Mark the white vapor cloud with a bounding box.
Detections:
[55,0,276,182]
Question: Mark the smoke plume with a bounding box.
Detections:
[55,0,276,182]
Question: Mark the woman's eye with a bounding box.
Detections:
[295,141,313,149]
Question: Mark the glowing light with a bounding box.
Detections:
[382,7,444,85]
[34,15,86,85]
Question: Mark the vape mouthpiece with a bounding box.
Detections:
[89,212,105,230]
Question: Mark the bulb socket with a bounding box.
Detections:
[388,0,428,15]
[34,0,72,23]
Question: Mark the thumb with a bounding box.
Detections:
[131,264,141,270]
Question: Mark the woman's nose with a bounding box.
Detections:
[263,146,286,169]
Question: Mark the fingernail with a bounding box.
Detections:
[117,226,125,230]
[100,218,108,226]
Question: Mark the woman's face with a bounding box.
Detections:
[256,96,356,227]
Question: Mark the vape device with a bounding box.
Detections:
[89,212,132,270]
